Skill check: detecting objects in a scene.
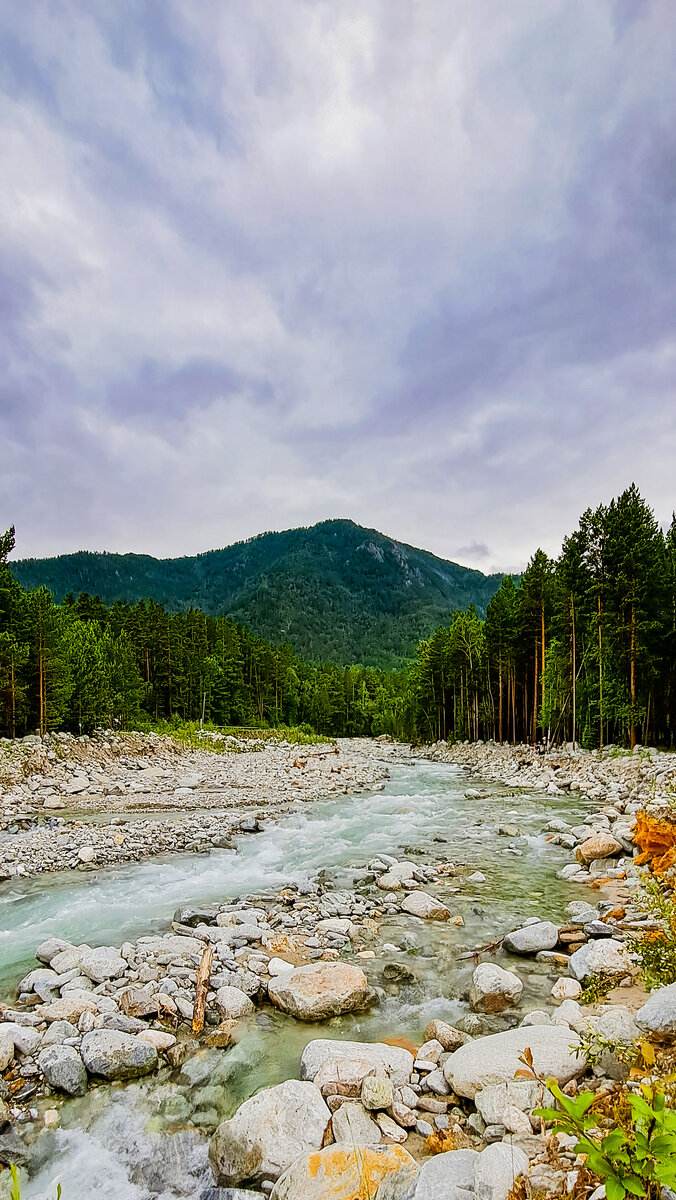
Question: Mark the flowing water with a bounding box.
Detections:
[2,758,595,1199]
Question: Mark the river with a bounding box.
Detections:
[3,757,594,1199]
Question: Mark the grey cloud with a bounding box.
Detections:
[0,0,675,568]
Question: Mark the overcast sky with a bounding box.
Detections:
[2,1,675,573]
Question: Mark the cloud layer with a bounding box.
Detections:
[2,0,675,571]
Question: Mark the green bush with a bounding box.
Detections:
[627,877,676,991]
[535,1081,676,1200]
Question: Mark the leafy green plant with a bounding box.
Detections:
[580,971,617,1004]
[535,1081,676,1200]
[627,876,676,990]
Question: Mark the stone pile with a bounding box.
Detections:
[0,730,389,878]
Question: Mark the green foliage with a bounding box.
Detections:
[580,972,618,1004]
[3,483,676,748]
[628,877,676,991]
[9,519,503,670]
[405,485,676,748]
[535,1081,676,1200]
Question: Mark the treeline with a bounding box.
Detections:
[3,485,675,749]
[0,528,405,739]
[408,485,676,749]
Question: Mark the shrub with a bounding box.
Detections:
[535,1081,676,1200]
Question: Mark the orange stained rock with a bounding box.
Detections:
[271,1144,418,1200]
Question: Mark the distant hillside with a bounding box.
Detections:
[10,520,505,667]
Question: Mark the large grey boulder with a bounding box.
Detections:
[474,1080,552,1126]
[413,1147,478,1200]
[209,1079,330,1187]
[35,938,75,964]
[474,1143,529,1200]
[331,1101,382,1144]
[300,1039,414,1087]
[469,963,523,1013]
[38,1045,87,1096]
[443,1025,586,1099]
[268,962,371,1020]
[79,946,127,983]
[568,939,632,981]
[636,983,676,1037]
[401,892,450,920]
[269,1144,418,1200]
[214,987,255,1020]
[18,968,60,996]
[503,922,559,956]
[0,1023,42,1056]
[80,1030,158,1079]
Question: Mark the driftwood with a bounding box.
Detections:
[192,944,213,1035]
[458,937,504,963]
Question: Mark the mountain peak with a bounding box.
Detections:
[10,521,504,668]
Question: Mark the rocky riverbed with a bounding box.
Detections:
[2,738,676,1200]
[0,731,389,878]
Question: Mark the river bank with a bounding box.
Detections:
[0,731,390,879]
[2,739,675,1199]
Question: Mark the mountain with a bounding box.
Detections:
[10,520,505,667]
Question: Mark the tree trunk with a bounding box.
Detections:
[571,593,576,751]
[192,945,213,1035]
[498,652,503,744]
[598,597,604,751]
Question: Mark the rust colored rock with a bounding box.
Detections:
[575,833,622,866]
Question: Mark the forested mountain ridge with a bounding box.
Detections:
[10,520,504,667]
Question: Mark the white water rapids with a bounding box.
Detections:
[2,759,594,1199]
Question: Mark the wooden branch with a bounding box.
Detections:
[458,937,504,962]
[192,944,213,1035]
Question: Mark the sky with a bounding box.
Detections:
[2,0,676,575]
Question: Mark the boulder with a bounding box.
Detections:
[636,983,676,1037]
[568,939,632,981]
[300,1040,414,1088]
[269,1144,418,1200]
[38,1045,87,1096]
[120,987,159,1018]
[80,1030,158,1080]
[551,978,582,1001]
[0,1036,14,1071]
[49,947,83,974]
[474,1081,553,1126]
[413,1147,478,1200]
[268,963,371,1020]
[214,987,255,1020]
[0,1023,42,1055]
[209,1079,330,1187]
[18,968,60,995]
[575,833,622,865]
[36,991,100,1023]
[401,892,450,920]
[443,1025,586,1099]
[137,934,205,956]
[361,1072,394,1111]
[423,1020,468,1051]
[35,938,75,964]
[331,1102,382,1144]
[469,963,523,1013]
[474,1142,529,1200]
[503,922,559,956]
[137,1029,177,1051]
[41,1020,78,1047]
[314,1058,378,1098]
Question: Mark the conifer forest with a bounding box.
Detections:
[2,485,675,749]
